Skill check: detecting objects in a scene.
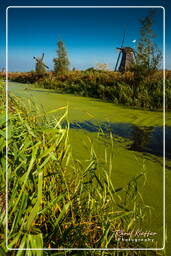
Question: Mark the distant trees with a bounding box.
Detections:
[53,40,70,74]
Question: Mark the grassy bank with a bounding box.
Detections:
[2,70,171,111]
[0,83,165,255]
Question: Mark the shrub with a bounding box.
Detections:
[5,69,168,110]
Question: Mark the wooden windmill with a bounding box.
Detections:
[33,53,49,74]
[115,33,136,72]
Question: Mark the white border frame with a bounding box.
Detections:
[6,5,165,251]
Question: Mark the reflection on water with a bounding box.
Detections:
[129,126,154,152]
[67,120,171,159]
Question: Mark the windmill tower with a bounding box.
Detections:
[116,47,136,72]
[33,53,49,74]
[115,32,136,72]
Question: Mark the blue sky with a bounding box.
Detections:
[0,0,171,71]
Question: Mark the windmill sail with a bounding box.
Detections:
[41,53,45,60]
[115,31,126,71]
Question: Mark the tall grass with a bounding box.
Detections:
[0,83,164,255]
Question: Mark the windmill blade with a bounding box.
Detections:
[33,56,39,62]
[41,53,44,60]
[114,30,126,71]
[120,30,126,48]
[43,63,49,69]
[115,51,122,71]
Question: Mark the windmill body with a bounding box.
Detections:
[116,47,135,72]
[33,53,49,74]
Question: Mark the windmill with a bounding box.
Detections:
[115,32,136,72]
[33,53,49,74]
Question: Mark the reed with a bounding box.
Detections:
[0,83,164,255]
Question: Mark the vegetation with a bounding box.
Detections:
[54,40,70,74]
[0,83,164,255]
[135,10,162,74]
[128,11,163,103]
[2,69,170,111]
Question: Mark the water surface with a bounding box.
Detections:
[68,120,171,159]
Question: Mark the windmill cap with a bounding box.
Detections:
[117,47,134,52]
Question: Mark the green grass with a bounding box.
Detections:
[0,83,165,256]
